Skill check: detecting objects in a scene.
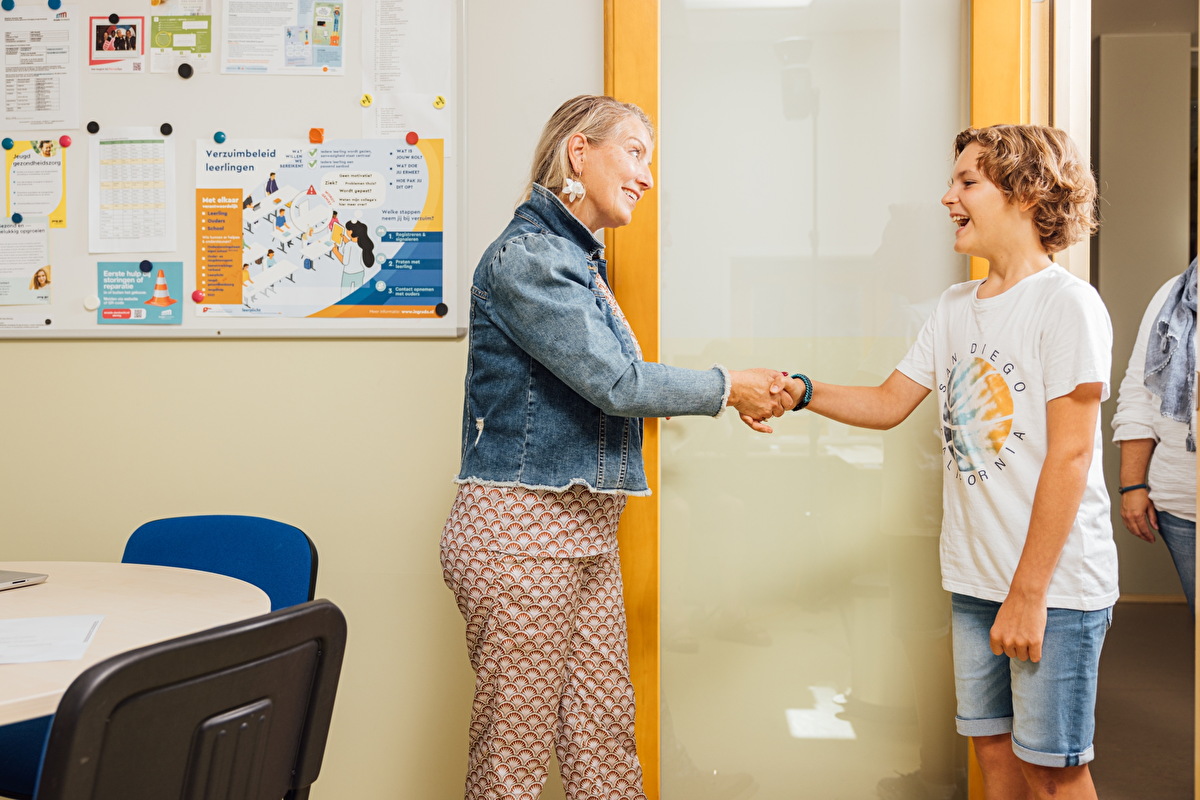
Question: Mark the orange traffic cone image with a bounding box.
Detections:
[144,269,177,306]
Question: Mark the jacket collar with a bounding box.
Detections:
[517,183,605,260]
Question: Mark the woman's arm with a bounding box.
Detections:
[1118,438,1158,542]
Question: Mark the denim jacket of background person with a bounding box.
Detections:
[456,183,730,496]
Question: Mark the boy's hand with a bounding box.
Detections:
[990,593,1047,662]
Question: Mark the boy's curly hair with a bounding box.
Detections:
[954,125,1098,253]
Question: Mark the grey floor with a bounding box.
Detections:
[1092,602,1194,799]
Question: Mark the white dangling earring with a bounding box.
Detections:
[563,176,585,203]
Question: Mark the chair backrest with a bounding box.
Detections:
[122,515,317,611]
[34,599,347,800]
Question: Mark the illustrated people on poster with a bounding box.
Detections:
[332,6,340,32]
[242,262,253,287]
[29,267,50,290]
[264,248,276,269]
[338,220,374,296]
[328,209,339,233]
[243,195,254,209]
[37,140,55,158]
[265,172,278,195]
[275,206,288,232]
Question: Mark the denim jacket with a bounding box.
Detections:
[456,184,728,495]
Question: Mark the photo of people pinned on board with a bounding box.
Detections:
[335,220,374,296]
[29,266,51,291]
[93,22,140,57]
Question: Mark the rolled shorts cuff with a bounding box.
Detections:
[1011,737,1095,768]
[956,716,1013,738]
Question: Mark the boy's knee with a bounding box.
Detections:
[1019,761,1093,796]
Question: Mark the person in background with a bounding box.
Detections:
[1113,257,1197,614]
[781,125,1113,800]
[441,94,794,800]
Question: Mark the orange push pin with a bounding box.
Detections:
[309,127,324,144]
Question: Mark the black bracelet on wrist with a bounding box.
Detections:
[1117,483,1149,495]
[790,373,813,411]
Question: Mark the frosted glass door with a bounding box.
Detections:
[659,2,968,798]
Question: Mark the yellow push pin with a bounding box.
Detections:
[360,93,373,108]
[433,95,446,110]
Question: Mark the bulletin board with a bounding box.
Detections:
[0,0,464,338]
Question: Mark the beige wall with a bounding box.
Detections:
[1095,28,1194,596]
[0,2,602,797]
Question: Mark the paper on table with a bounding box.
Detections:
[0,615,104,664]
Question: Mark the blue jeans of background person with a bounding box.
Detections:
[1157,510,1196,615]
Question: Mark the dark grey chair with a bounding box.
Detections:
[31,599,347,800]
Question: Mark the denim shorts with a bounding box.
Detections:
[951,593,1113,767]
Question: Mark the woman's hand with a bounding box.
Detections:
[728,369,795,433]
[1120,488,1158,543]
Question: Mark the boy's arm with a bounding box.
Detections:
[990,382,1104,663]
[801,369,931,430]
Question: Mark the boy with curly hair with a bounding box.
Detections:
[782,126,1115,800]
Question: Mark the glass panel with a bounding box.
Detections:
[660,2,968,797]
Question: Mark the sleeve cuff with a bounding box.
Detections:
[712,363,731,418]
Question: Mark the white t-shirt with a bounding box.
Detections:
[896,265,1119,611]
[1111,276,1196,521]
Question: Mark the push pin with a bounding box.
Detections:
[309,128,324,144]
[360,93,373,107]
[48,0,61,9]
[191,290,205,303]
[405,131,419,146]
[108,13,119,24]
[83,296,100,311]
[433,96,446,110]
[435,303,448,318]
[87,121,100,134]
[160,123,173,136]
[1,0,14,11]
[1,138,12,151]
[177,63,193,79]
[213,131,226,143]
[139,260,153,273]
[11,213,22,224]
[58,135,71,148]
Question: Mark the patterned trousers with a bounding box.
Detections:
[441,541,647,800]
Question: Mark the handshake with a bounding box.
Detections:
[728,369,807,434]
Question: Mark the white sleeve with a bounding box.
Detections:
[895,306,939,390]
[1112,282,1173,443]
[1040,283,1113,402]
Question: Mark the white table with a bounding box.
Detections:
[0,561,271,725]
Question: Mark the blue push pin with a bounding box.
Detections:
[213,131,226,144]
[1,138,12,151]
[139,260,153,273]
[1,0,14,11]
[48,0,61,9]
[11,213,22,224]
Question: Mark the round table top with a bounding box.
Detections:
[0,561,272,725]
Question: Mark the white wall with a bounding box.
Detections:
[0,2,602,797]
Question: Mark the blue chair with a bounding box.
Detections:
[0,515,318,799]
[121,514,318,611]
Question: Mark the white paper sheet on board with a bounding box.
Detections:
[222,0,344,75]
[88,128,177,253]
[0,219,52,307]
[0,6,81,131]
[361,0,453,148]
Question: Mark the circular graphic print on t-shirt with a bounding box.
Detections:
[943,356,1013,472]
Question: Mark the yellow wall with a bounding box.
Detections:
[0,3,604,797]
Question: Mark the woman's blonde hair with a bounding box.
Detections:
[524,95,654,204]
[954,125,1098,253]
